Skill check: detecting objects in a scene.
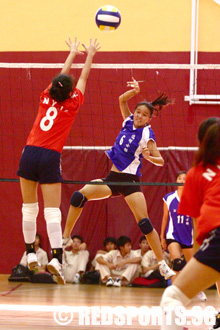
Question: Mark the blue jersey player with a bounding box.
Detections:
[160,171,207,301]
[63,78,175,281]
[161,172,193,267]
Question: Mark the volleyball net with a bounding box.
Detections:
[0,62,219,186]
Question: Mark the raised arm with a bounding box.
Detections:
[119,77,140,120]
[76,38,101,95]
[61,37,83,75]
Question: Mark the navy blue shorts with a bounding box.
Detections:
[17,145,63,184]
[102,171,142,197]
[166,239,193,249]
[194,227,220,273]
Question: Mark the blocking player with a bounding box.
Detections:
[17,37,100,284]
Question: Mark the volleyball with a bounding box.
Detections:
[95,5,121,31]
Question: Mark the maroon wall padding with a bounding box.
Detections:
[1,149,194,273]
[0,51,219,273]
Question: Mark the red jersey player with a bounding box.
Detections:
[17,37,100,284]
[160,117,220,330]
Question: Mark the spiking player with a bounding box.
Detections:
[17,37,100,284]
[63,78,175,280]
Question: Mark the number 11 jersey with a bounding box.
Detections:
[164,190,193,246]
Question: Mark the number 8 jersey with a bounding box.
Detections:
[26,85,84,153]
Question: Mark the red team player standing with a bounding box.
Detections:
[160,117,220,330]
[17,37,100,284]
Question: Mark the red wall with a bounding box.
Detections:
[1,51,219,273]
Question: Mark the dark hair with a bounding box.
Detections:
[194,117,220,167]
[135,93,173,117]
[116,236,131,249]
[175,171,187,181]
[139,235,147,244]
[71,235,83,243]
[103,237,117,247]
[35,233,42,248]
[49,74,77,102]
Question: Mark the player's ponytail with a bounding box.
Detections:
[49,74,77,102]
[194,117,220,167]
[135,93,173,117]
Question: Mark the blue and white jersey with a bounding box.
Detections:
[106,115,156,177]
[163,190,193,246]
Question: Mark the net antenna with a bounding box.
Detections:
[185,0,220,105]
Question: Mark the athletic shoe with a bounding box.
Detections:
[27,252,38,271]
[159,260,176,280]
[73,273,80,284]
[113,278,121,287]
[106,277,114,287]
[210,312,220,329]
[196,291,207,302]
[62,237,73,251]
[47,258,65,285]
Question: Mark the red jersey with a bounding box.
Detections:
[178,161,220,245]
[26,85,84,153]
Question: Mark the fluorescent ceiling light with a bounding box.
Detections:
[213,0,220,5]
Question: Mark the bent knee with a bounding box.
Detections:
[138,218,154,235]
[160,285,190,308]
[70,191,87,208]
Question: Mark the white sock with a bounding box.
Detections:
[22,203,38,244]
[158,260,166,265]
[44,207,62,249]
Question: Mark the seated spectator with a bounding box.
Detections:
[96,236,141,287]
[130,247,168,288]
[90,237,117,271]
[20,233,48,272]
[135,236,150,257]
[9,233,56,284]
[63,235,89,284]
[141,247,170,281]
[134,235,151,276]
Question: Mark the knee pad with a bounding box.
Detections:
[160,286,191,329]
[172,258,186,271]
[138,218,153,235]
[70,191,87,208]
[22,203,39,223]
[44,207,61,224]
[160,285,190,308]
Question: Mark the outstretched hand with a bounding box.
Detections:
[127,77,140,94]
[65,37,84,55]
[82,38,101,57]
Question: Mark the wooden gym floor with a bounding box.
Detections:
[0,274,219,330]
